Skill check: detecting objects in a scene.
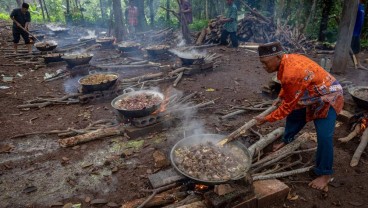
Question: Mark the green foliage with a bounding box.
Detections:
[189,19,208,31]
[0,12,10,20]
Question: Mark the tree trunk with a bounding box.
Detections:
[318,0,333,41]
[205,0,208,19]
[303,0,317,34]
[42,0,50,22]
[332,0,359,74]
[177,0,191,44]
[100,0,106,21]
[149,0,154,28]
[136,0,148,31]
[166,0,170,23]
[15,0,22,7]
[112,0,125,41]
[38,0,46,21]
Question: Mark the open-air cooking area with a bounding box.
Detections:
[1,2,368,207]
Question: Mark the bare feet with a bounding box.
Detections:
[308,175,331,191]
[272,142,286,152]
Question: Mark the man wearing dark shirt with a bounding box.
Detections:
[180,0,193,24]
[351,0,366,70]
[10,3,32,53]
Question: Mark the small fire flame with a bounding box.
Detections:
[361,118,367,133]
[152,88,171,114]
[195,184,209,191]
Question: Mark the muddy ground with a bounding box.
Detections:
[1,22,368,208]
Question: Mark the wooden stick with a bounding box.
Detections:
[251,132,310,167]
[58,126,123,147]
[218,103,278,146]
[121,72,164,83]
[338,124,361,143]
[132,183,180,208]
[350,128,368,167]
[248,127,285,157]
[173,72,183,87]
[252,166,313,181]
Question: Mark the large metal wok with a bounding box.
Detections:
[179,55,205,65]
[349,86,368,109]
[117,42,141,52]
[170,134,252,185]
[78,73,119,93]
[43,53,64,63]
[34,41,58,51]
[146,45,170,56]
[62,53,93,67]
[111,89,164,118]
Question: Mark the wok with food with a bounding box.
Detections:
[170,134,252,184]
[62,53,93,67]
[111,90,164,118]
[34,41,58,51]
[78,73,119,93]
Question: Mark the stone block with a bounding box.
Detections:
[337,110,354,123]
[253,179,289,208]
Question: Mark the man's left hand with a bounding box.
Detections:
[254,116,267,125]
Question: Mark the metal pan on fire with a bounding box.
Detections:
[78,73,119,93]
[111,89,164,118]
[349,86,368,109]
[170,134,252,185]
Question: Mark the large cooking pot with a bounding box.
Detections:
[179,56,205,65]
[96,37,115,48]
[111,89,164,118]
[117,42,141,52]
[43,53,64,63]
[78,73,119,93]
[349,86,368,109]
[170,134,252,185]
[52,28,70,35]
[146,45,170,56]
[62,53,93,67]
[34,41,58,51]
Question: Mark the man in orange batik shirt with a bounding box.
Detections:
[255,42,344,191]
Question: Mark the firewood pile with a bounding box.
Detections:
[196,8,313,52]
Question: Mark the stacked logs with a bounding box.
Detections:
[196,12,312,52]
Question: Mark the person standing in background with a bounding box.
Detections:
[220,0,238,48]
[180,0,193,25]
[125,0,138,36]
[10,3,32,54]
[351,0,367,70]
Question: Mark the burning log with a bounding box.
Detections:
[351,128,368,167]
[338,124,361,143]
[58,126,123,147]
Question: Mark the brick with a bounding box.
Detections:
[214,184,235,196]
[232,196,257,208]
[253,179,290,208]
[148,168,185,188]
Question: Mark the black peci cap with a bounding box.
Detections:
[258,42,283,58]
[22,3,30,9]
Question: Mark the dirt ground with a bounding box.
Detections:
[1,22,368,208]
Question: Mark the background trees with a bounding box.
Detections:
[0,0,367,47]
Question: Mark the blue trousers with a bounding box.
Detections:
[282,107,337,175]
